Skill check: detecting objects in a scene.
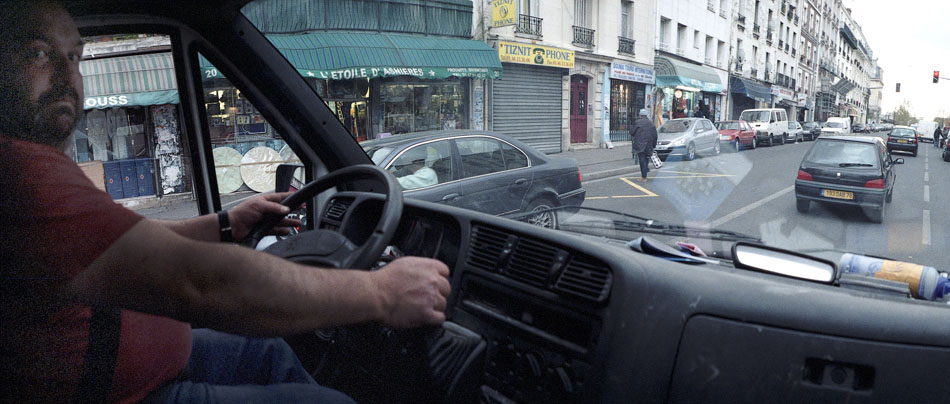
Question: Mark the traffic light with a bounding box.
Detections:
[935,71,940,83]
[896,83,900,92]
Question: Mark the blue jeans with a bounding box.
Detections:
[141,329,355,404]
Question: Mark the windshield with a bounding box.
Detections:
[716,122,740,130]
[232,0,946,271]
[658,119,693,133]
[891,128,916,138]
[739,111,770,123]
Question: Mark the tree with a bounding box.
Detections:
[892,103,919,126]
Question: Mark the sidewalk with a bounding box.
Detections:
[549,142,639,181]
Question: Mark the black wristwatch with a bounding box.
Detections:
[217,210,233,242]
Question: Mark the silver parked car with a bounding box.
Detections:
[654,118,722,161]
[786,121,805,143]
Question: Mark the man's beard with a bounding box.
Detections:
[1,85,81,147]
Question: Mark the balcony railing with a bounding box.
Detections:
[707,0,715,11]
[515,14,543,37]
[618,36,635,55]
[736,62,743,72]
[705,57,714,65]
[779,39,784,48]
[751,68,758,77]
[676,47,685,56]
[785,44,790,53]
[767,31,773,44]
[572,26,595,48]
[792,48,796,56]
[737,14,746,26]
[753,24,760,35]
[658,42,670,52]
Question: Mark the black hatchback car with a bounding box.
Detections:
[801,122,821,140]
[361,130,585,228]
[795,136,904,223]
[886,125,920,156]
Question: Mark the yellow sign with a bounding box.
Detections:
[498,41,575,69]
[491,0,516,27]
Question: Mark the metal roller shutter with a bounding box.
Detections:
[492,63,563,154]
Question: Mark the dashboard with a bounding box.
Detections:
[313,192,950,404]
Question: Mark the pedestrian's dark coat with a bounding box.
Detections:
[630,117,658,155]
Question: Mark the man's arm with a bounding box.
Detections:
[66,219,451,335]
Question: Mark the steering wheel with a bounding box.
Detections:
[242,164,403,270]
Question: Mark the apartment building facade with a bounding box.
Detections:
[476,0,657,152]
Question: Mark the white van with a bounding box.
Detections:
[739,108,790,147]
[821,117,851,136]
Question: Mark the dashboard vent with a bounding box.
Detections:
[554,254,612,302]
[506,237,561,288]
[324,198,352,221]
[468,225,512,271]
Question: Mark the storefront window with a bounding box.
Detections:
[609,80,646,138]
[380,80,469,136]
[662,88,696,119]
[310,78,371,141]
[204,86,275,145]
[75,107,148,163]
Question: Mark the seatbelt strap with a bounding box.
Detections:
[74,306,122,404]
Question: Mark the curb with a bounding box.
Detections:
[582,166,640,182]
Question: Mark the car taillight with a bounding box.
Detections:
[578,169,583,183]
[797,170,813,181]
[912,138,917,144]
[864,178,885,188]
[887,137,894,143]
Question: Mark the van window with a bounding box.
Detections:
[739,110,770,123]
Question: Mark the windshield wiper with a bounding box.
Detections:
[838,163,874,167]
[505,206,761,243]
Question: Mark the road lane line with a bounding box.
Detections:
[619,177,659,196]
[922,210,931,246]
[924,172,929,182]
[708,185,794,228]
[924,185,930,202]
[925,163,929,171]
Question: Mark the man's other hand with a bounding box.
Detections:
[228,192,301,241]
[371,257,451,328]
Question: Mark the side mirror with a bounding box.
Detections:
[275,163,305,192]
[894,158,905,165]
[731,242,837,283]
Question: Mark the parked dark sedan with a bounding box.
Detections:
[886,126,919,157]
[361,130,585,228]
[853,124,868,133]
[801,122,821,140]
[795,136,903,223]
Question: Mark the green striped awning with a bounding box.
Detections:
[201,32,502,81]
[80,53,179,109]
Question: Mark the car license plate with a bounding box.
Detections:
[898,139,908,144]
[823,189,854,200]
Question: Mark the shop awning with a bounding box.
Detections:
[80,53,179,109]
[729,76,771,103]
[201,32,503,81]
[654,56,723,93]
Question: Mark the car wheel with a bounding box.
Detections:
[796,198,809,213]
[767,135,774,147]
[686,142,696,160]
[886,187,893,203]
[751,136,757,149]
[525,198,558,229]
[734,139,741,152]
[713,139,721,156]
[780,135,786,145]
[912,149,917,157]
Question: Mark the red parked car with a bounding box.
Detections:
[715,120,758,151]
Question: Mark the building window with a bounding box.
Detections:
[620,1,633,39]
[574,0,589,28]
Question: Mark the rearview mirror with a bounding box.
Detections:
[275,163,305,192]
[731,242,837,283]
[893,158,905,165]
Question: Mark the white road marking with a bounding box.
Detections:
[708,185,795,228]
[924,172,929,182]
[924,185,930,203]
[922,210,931,246]
[925,163,929,171]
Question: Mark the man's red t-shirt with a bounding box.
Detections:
[1,136,192,403]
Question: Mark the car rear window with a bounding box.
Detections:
[716,122,739,130]
[891,128,916,138]
[825,122,845,128]
[804,140,880,168]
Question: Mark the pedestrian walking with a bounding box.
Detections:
[934,126,943,148]
[630,109,659,182]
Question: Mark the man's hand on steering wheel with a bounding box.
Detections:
[227,192,302,241]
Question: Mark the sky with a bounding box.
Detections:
[843,0,950,121]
